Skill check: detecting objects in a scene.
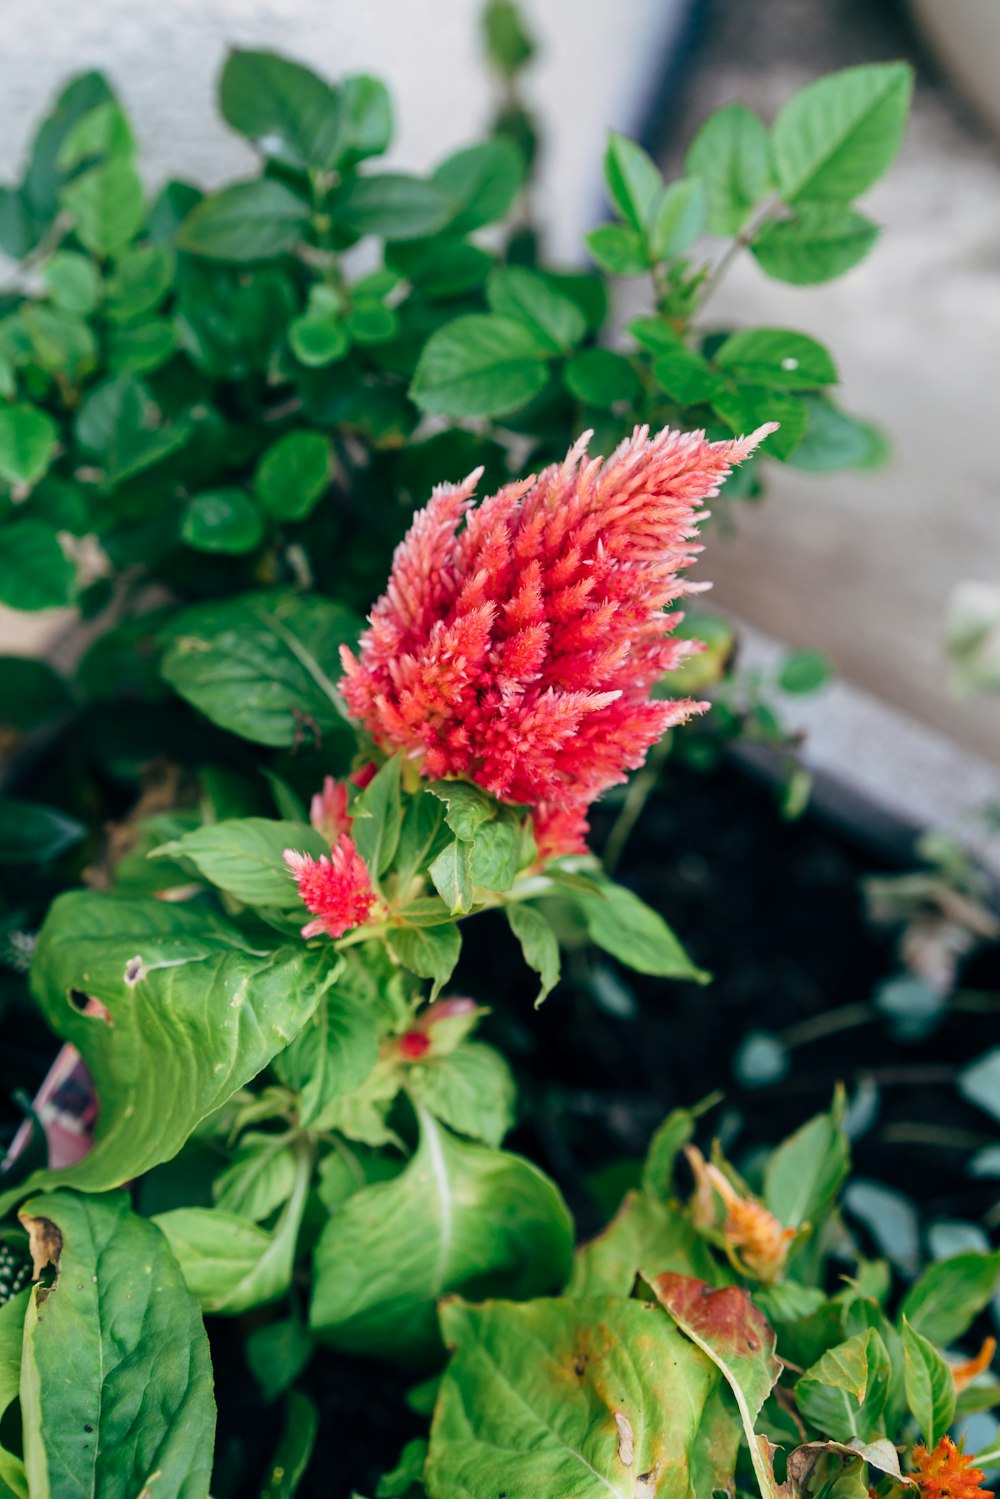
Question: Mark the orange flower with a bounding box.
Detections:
[913,1438,993,1499]
[951,1338,997,1395]
[685,1145,795,1284]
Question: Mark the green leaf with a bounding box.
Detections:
[176,179,309,261]
[104,243,174,323]
[0,893,336,1215]
[642,1106,701,1200]
[107,316,177,374]
[24,72,115,223]
[900,1250,1000,1346]
[74,373,187,488]
[429,838,475,915]
[752,203,880,284]
[0,186,38,260]
[387,923,461,1000]
[60,157,144,255]
[214,1131,300,1221]
[425,781,497,842]
[652,342,724,405]
[405,1041,516,1147]
[771,63,913,203]
[486,266,585,353]
[506,903,560,1006]
[763,1102,849,1230]
[181,487,265,554]
[351,756,402,878]
[468,812,521,893]
[0,522,74,611]
[156,817,330,908]
[56,100,135,171]
[332,75,394,167]
[0,657,71,731]
[394,791,448,889]
[0,404,58,486]
[254,430,332,521]
[42,250,99,314]
[685,101,772,235]
[156,1140,312,1315]
[902,1317,956,1448]
[219,49,341,171]
[569,1191,720,1296]
[273,988,380,1127]
[787,394,888,472]
[18,1190,215,1499]
[715,328,838,389]
[649,178,705,260]
[572,877,708,981]
[713,385,808,461]
[409,313,551,419]
[604,132,662,232]
[0,798,85,864]
[584,223,649,275]
[433,140,524,231]
[259,1391,318,1499]
[161,590,359,747]
[779,648,834,694]
[246,1317,313,1405]
[483,0,536,76]
[648,1272,782,1499]
[427,1293,728,1498]
[310,1109,572,1364]
[22,302,98,382]
[336,173,454,241]
[795,1329,892,1443]
[0,1290,27,1499]
[289,313,349,368]
[564,347,641,406]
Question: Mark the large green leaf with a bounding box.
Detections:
[648,1272,782,1499]
[154,817,330,909]
[715,328,838,389]
[335,173,454,241]
[0,522,75,612]
[273,986,380,1127]
[568,1190,720,1297]
[752,203,880,284]
[404,1041,516,1147]
[486,265,585,353]
[426,1294,729,1499]
[176,179,309,261]
[154,1139,312,1315]
[902,1317,955,1448]
[219,49,341,171]
[795,1328,892,1444]
[763,1102,849,1232]
[0,893,336,1215]
[433,140,524,232]
[409,313,552,419]
[60,157,144,255]
[161,590,359,747]
[569,876,708,981]
[310,1108,572,1364]
[0,1291,27,1499]
[771,63,913,203]
[18,1190,215,1499]
[900,1250,1000,1346]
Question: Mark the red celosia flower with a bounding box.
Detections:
[913,1438,993,1499]
[283,836,377,939]
[340,423,773,852]
[310,775,352,843]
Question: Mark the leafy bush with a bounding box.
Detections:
[3,19,995,1499]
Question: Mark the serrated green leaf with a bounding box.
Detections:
[752,203,880,284]
[771,63,913,203]
[716,328,838,389]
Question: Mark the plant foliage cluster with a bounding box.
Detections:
[2,12,997,1499]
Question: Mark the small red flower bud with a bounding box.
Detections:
[398,1031,432,1061]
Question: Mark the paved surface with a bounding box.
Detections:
[658,0,1000,770]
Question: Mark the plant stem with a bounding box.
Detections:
[696,196,782,313]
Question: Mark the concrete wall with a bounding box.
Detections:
[0,0,686,261]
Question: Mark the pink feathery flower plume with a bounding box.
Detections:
[340,423,775,855]
[283,837,377,939]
